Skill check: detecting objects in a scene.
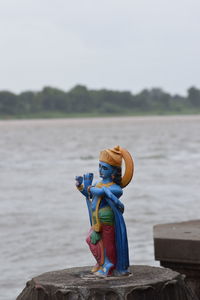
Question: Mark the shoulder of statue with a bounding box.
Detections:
[110,183,122,190]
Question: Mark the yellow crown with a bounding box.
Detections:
[99,145,122,167]
[99,145,134,188]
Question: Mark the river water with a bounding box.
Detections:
[0,115,200,299]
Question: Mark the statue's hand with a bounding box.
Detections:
[75,176,83,187]
[83,173,94,189]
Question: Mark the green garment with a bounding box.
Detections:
[92,206,115,227]
[91,206,115,244]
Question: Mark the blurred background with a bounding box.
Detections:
[0,1,200,299]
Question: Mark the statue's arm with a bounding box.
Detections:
[90,184,123,200]
[109,185,123,198]
[90,186,105,197]
[103,186,124,213]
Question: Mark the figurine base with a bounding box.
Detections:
[17,265,197,300]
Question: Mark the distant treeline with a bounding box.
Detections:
[0,85,200,117]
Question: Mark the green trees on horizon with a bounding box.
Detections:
[0,85,200,117]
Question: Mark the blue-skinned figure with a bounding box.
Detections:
[76,146,134,277]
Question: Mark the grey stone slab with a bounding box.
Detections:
[154,220,200,264]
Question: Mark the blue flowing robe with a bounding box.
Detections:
[103,187,129,273]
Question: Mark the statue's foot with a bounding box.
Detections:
[94,262,114,277]
[91,263,100,273]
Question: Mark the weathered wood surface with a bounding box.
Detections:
[17,265,197,300]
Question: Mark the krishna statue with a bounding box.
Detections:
[75,146,134,277]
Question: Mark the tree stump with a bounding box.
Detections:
[16,265,197,300]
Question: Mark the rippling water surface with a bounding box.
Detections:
[0,115,200,300]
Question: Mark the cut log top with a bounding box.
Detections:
[17,265,197,300]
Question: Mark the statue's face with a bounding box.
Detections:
[99,161,114,179]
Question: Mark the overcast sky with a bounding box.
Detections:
[0,0,199,95]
